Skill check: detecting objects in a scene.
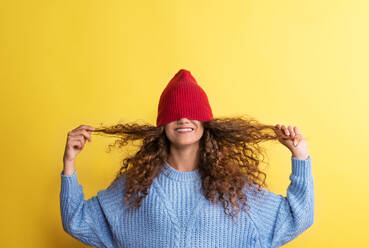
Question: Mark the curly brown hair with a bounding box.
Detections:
[91,115,281,221]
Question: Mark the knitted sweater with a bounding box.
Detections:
[60,156,314,248]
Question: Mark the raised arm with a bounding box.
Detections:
[60,124,119,247]
[246,155,314,248]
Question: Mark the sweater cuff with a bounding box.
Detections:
[60,169,82,200]
[291,155,312,178]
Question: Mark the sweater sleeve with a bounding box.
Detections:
[59,169,124,248]
[246,155,314,248]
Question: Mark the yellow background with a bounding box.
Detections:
[1,0,368,247]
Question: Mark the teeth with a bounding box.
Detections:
[176,128,193,132]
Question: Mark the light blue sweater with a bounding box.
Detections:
[60,156,314,248]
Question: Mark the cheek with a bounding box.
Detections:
[168,130,177,139]
[194,129,204,138]
[165,129,175,140]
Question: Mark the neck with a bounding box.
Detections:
[167,143,200,172]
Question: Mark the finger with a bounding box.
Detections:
[75,125,86,131]
[274,124,282,134]
[288,125,295,137]
[70,139,83,149]
[80,133,86,142]
[83,125,95,131]
[275,127,289,139]
[294,126,301,135]
[294,136,301,147]
[76,125,95,132]
[274,126,284,135]
[70,129,92,142]
[81,129,92,142]
[79,138,85,149]
[70,135,86,145]
[281,125,290,136]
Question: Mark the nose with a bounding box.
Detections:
[177,119,193,126]
[177,118,190,122]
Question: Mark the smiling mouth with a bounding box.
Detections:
[175,128,194,133]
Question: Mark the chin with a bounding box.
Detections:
[172,139,200,147]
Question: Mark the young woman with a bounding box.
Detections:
[60,69,314,248]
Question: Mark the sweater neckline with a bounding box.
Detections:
[162,160,201,182]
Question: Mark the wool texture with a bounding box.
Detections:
[60,156,314,248]
[156,69,213,127]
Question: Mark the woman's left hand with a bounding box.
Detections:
[274,124,309,160]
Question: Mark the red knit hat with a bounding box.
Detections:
[156,69,214,127]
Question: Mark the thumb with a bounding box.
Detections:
[293,135,302,147]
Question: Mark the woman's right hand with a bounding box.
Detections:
[63,125,95,164]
